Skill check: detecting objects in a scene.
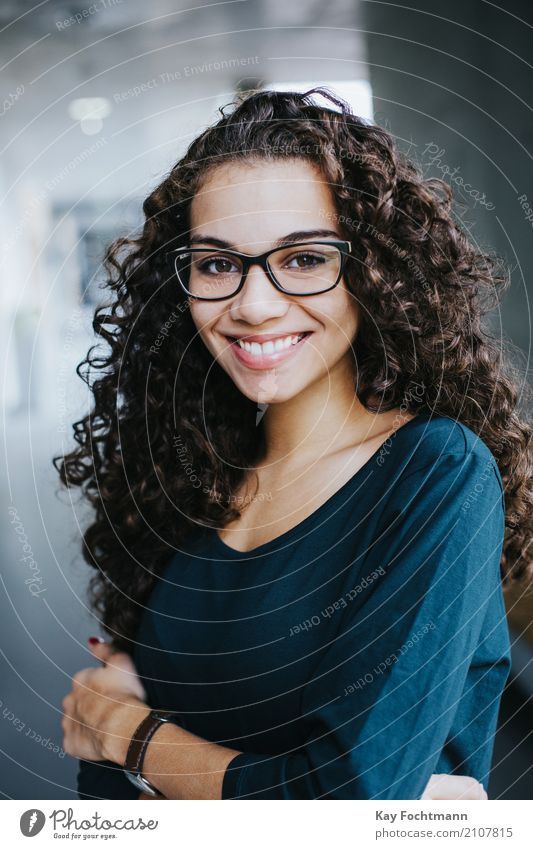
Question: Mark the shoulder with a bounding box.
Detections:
[391,412,503,485]
[374,414,506,559]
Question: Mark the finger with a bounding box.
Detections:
[88,638,115,664]
[457,777,487,800]
[89,645,147,701]
[72,669,90,687]
[421,774,453,799]
[106,653,148,700]
[106,651,139,674]
[422,774,487,800]
[88,639,133,671]
[86,639,147,701]
[448,776,486,800]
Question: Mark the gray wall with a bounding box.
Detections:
[364,0,532,358]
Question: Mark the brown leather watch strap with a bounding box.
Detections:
[124,710,182,775]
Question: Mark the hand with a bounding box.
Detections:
[421,774,487,800]
[61,638,150,763]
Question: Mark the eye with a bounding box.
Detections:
[198,255,240,275]
[284,251,326,270]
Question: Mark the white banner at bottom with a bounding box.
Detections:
[3,799,531,848]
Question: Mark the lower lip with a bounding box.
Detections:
[225,333,313,369]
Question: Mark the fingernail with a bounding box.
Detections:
[88,636,104,645]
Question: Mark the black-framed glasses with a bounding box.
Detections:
[168,240,352,301]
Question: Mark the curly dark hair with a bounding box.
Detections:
[54,87,532,653]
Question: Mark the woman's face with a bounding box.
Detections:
[187,158,359,404]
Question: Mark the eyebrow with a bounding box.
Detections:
[189,229,343,249]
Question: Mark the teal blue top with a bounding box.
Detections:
[77,412,510,799]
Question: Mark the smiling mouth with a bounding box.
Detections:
[223,331,314,369]
[226,332,311,355]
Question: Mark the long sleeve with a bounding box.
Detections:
[77,758,139,800]
[222,448,510,799]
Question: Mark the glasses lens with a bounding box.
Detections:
[267,243,342,293]
[175,250,243,298]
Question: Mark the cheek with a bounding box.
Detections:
[189,304,219,346]
[324,292,359,351]
[189,303,207,333]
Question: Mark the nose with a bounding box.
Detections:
[228,261,289,323]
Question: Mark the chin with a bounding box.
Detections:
[235,379,306,406]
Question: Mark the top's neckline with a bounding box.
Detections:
[208,411,432,559]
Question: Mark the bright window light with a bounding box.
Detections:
[68,97,112,135]
[271,80,373,120]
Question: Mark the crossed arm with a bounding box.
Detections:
[64,641,486,801]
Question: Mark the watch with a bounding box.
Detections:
[123,708,185,797]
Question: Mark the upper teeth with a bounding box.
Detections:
[236,334,305,355]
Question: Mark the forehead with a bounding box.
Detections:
[189,159,338,250]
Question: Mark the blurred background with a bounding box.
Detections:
[0,0,531,799]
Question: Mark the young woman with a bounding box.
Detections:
[57,88,531,800]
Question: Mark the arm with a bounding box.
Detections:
[66,643,241,801]
[77,672,487,802]
[97,680,490,801]
[98,703,241,800]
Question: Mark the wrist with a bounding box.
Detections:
[101,699,151,765]
[123,711,180,797]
